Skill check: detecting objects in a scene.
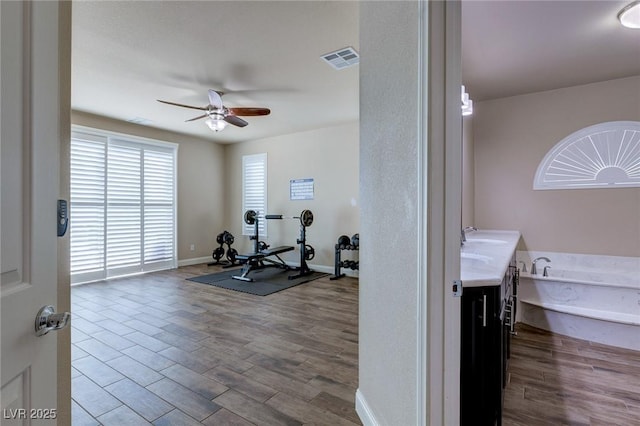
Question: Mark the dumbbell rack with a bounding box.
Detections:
[330,243,359,280]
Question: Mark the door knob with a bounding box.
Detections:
[35,305,71,336]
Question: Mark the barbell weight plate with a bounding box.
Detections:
[338,235,350,247]
[351,233,359,247]
[304,245,315,261]
[299,209,314,227]
[258,241,269,252]
[212,246,225,261]
[226,248,238,263]
[244,210,257,225]
[216,232,225,245]
[223,232,235,246]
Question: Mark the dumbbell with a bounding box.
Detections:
[338,235,350,249]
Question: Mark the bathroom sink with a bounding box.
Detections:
[464,238,508,245]
[459,229,521,287]
[461,252,493,263]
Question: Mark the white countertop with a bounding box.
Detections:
[460,229,521,287]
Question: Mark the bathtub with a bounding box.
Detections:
[516,251,640,350]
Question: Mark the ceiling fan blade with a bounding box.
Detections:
[224,115,249,128]
[157,99,207,111]
[208,89,224,109]
[185,114,208,122]
[227,107,271,116]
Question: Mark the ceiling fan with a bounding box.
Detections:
[157,89,270,132]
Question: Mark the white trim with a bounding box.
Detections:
[72,124,179,150]
[355,389,380,426]
[416,2,429,425]
[176,258,357,278]
[178,256,213,267]
[422,2,462,425]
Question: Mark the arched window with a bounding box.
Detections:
[533,121,640,190]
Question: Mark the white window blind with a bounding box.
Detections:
[242,153,267,236]
[70,129,177,284]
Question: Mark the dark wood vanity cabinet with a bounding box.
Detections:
[461,284,504,425]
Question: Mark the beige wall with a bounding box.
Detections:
[71,111,226,261]
[224,122,359,269]
[474,75,640,256]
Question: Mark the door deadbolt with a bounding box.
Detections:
[35,305,71,336]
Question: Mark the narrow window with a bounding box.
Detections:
[242,153,267,237]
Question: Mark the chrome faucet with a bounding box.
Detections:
[543,265,551,277]
[531,257,551,275]
[518,260,527,273]
[460,226,477,245]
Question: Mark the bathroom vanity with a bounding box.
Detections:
[460,230,520,426]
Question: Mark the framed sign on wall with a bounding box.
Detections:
[290,178,314,200]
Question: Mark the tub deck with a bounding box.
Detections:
[516,251,640,350]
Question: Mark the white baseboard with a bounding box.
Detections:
[178,256,212,267]
[355,389,379,426]
[286,261,359,278]
[177,257,359,279]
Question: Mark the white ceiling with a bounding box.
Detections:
[72,1,640,144]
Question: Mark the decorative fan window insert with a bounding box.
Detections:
[533,121,640,190]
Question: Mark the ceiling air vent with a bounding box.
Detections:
[321,47,359,70]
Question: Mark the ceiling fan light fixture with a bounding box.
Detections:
[618,1,640,29]
[205,117,227,132]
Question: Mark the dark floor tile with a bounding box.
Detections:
[97,405,152,426]
[105,378,173,422]
[72,317,104,335]
[157,346,214,373]
[213,389,302,426]
[106,355,164,387]
[152,409,202,426]
[73,355,125,387]
[160,364,228,400]
[146,378,222,421]
[71,344,90,361]
[205,366,278,403]
[93,329,137,351]
[71,400,100,426]
[71,327,90,344]
[72,375,122,418]
[75,338,122,362]
[202,408,257,426]
[123,319,165,336]
[121,345,175,371]
[123,331,171,352]
[152,330,203,352]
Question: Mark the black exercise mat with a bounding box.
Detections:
[187,266,328,296]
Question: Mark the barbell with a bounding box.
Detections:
[244,209,314,227]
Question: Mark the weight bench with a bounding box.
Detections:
[232,245,294,282]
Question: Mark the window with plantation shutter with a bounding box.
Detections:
[70,128,177,284]
[242,153,267,236]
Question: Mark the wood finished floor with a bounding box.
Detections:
[71,264,640,425]
[504,324,640,426]
[71,263,360,425]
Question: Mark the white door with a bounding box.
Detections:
[1,2,68,424]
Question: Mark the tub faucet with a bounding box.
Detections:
[531,257,551,275]
[543,266,551,277]
[518,260,527,273]
[460,226,477,245]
